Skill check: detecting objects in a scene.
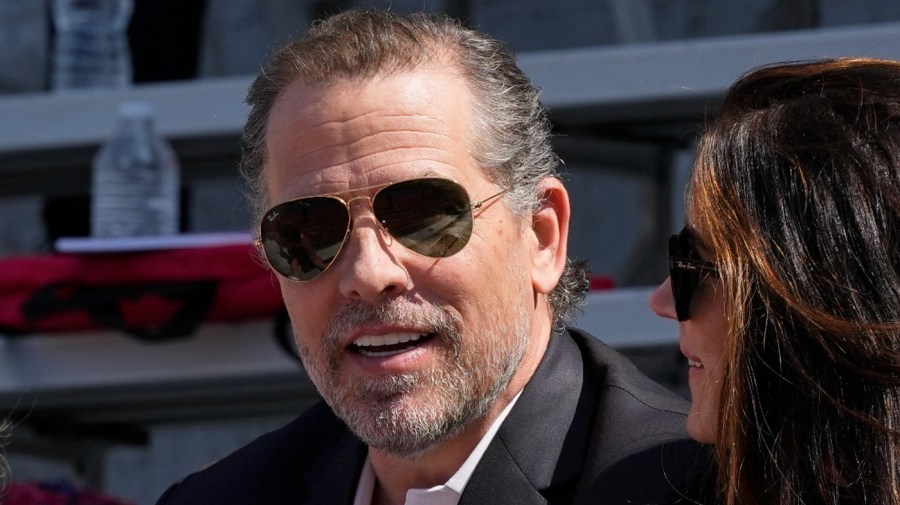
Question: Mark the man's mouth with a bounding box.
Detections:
[351,332,435,357]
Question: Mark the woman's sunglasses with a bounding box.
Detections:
[669,227,718,321]
[258,177,506,281]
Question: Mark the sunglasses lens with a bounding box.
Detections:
[670,268,698,322]
[669,232,699,322]
[374,178,473,258]
[259,196,350,280]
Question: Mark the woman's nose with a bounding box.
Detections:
[649,277,677,320]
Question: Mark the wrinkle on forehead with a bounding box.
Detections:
[292,110,453,149]
[284,124,455,174]
[291,158,462,199]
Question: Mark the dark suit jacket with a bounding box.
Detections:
[156,328,712,505]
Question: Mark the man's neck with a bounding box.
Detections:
[368,365,545,505]
[368,404,497,505]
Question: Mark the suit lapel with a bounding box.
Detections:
[303,431,368,505]
[459,437,548,505]
[460,332,596,504]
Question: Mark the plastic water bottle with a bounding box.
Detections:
[91,102,181,237]
[51,0,133,90]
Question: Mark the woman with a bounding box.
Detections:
[650,58,900,505]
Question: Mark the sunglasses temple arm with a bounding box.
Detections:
[471,189,508,210]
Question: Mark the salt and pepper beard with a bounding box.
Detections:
[297,296,531,458]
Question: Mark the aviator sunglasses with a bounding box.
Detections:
[258,177,506,281]
[668,227,718,321]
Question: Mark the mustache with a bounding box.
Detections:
[323,298,461,349]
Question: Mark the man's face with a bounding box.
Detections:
[262,66,543,457]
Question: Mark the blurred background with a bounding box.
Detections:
[1,1,899,503]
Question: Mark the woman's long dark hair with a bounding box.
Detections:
[690,58,900,505]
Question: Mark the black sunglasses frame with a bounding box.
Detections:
[257,177,506,282]
[668,227,718,321]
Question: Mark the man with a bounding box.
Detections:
[157,9,708,505]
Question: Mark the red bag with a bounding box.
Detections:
[0,244,284,341]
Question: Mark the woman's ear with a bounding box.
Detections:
[530,177,570,295]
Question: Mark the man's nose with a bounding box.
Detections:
[334,202,410,303]
[649,277,677,321]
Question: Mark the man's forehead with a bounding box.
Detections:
[262,65,481,201]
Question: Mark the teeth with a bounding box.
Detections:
[354,332,423,348]
[688,358,703,368]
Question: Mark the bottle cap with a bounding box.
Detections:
[117,101,155,119]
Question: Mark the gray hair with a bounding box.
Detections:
[240,9,588,330]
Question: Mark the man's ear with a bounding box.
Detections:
[530,177,570,295]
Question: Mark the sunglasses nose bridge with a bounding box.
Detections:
[344,195,395,242]
[344,195,372,214]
